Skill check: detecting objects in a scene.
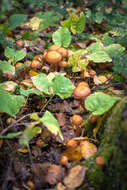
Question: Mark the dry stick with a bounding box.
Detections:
[0,113,32,136]
[40,95,54,113]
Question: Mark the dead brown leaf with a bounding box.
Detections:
[63,165,87,190]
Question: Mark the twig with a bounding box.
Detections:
[0,113,32,136]
[40,95,54,113]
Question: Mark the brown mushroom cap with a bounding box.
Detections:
[71,115,84,126]
[58,60,68,68]
[89,69,96,77]
[15,62,23,68]
[48,44,60,51]
[31,60,42,69]
[45,51,62,64]
[95,156,105,166]
[73,85,91,99]
[57,47,68,58]
[77,82,89,88]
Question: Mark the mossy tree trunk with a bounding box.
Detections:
[84,96,127,190]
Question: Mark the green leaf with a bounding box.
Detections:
[30,113,40,121]
[7,14,27,30]
[19,123,42,147]
[20,88,42,97]
[41,110,64,141]
[14,50,26,64]
[32,11,61,31]
[105,44,125,59]
[87,42,105,53]
[87,50,112,63]
[0,88,25,116]
[61,12,86,34]
[68,50,88,72]
[95,11,104,24]
[61,18,71,30]
[32,73,52,95]
[0,132,22,139]
[52,27,71,48]
[52,74,74,99]
[0,61,15,74]
[5,47,15,59]
[4,47,26,64]
[85,92,121,115]
[71,12,86,34]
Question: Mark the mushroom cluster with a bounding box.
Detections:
[44,44,73,72]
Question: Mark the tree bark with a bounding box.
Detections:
[84,96,127,190]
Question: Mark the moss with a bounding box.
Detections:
[83,96,127,190]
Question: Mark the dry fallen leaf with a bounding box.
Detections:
[45,164,65,185]
[63,165,87,190]
[29,70,38,77]
[21,79,34,88]
[56,113,66,126]
[17,148,29,153]
[57,182,66,190]
[93,75,107,85]
[63,146,82,161]
[80,141,97,159]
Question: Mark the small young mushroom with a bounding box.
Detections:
[73,84,91,108]
[71,114,84,136]
[45,50,62,71]
[31,60,42,70]
[73,85,91,100]
[71,114,84,126]
[58,60,68,71]
[95,156,106,166]
[15,62,23,69]
[89,69,96,77]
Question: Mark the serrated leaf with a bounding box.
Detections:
[105,44,125,59]
[52,74,74,99]
[35,11,60,30]
[71,12,86,34]
[68,50,88,72]
[0,88,25,116]
[19,123,42,147]
[52,27,71,48]
[87,42,105,53]
[7,14,27,30]
[85,92,121,115]
[87,50,112,63]
[32,73,52,95]
[41,110,64,141]
[61,18,71,30]
[61,12,86,34]
[0,61,15,74]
